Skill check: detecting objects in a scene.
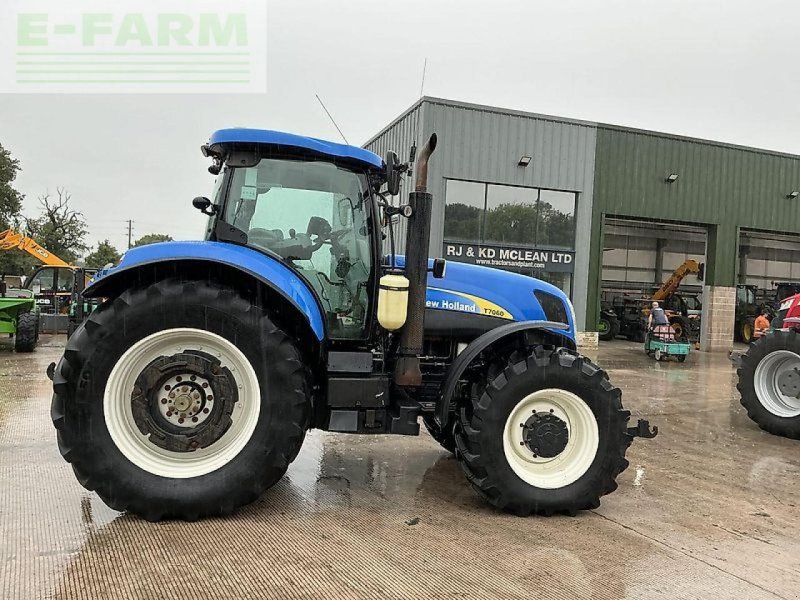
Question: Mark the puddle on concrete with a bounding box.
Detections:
[1,340,799,599]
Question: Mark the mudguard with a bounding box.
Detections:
[436,320,573,426]
[83,241,326,340]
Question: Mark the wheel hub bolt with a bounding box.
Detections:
[161,398,167,404]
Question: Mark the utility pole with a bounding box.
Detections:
[126,220,133,249]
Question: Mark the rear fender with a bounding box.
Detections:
[83,241,326,341]
[436,320,573,426]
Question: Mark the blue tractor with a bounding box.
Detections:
[50,129,656,521]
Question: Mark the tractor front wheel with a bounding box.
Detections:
[51,279,311,520]
[14,310,39,352]
[737,329,800,438]
[454,347,633,516]
[422,414,455,454]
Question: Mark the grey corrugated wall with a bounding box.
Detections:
[367,98,597,330]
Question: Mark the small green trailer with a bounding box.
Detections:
[0,282,39,352]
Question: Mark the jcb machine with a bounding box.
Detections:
[50,129,656,521]
[0,228,96,331]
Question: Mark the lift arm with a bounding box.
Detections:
[652,259,702,302]
[0,229,72,268]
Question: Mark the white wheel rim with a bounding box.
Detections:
[502,388,600,489]
[104,328,261,478]
[655,349,662,361]
[753,350,800,418]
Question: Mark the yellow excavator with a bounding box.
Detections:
[647,259,704,340]
[0,229,95,331]
[652,259,703,303]
[0,228,72,267]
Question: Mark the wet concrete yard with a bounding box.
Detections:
[1,338,799,599]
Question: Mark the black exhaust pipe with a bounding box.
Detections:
[395,133,437,386]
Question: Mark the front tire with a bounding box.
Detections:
[51,279,311,520]
[14,310,39,352]
[454,347,633,516]
[422,414,455,454]
[737,329,800,439]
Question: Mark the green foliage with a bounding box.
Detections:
[0,143,31,277]
[0,142,23,232]
[25,188,88,265]
[132,233,173,247]
[85,239,122,268]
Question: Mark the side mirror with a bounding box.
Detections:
[192,196,217,216]
[385,151,401,196]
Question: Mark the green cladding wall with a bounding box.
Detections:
[587,126,800,328]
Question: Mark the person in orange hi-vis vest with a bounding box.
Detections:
[753,309,771,341]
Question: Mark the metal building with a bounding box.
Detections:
[366,97,800,350]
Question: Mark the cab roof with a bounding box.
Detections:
[208,128,384,170]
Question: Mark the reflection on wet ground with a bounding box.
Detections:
[1,339,799,599]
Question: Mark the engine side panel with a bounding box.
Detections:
[394,255,575,343]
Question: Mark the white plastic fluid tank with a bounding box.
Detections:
[377,273,409,331]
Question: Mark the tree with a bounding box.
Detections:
[0,143,23,230]
[0,142,30,276]
[85,239,121,268]
[132,233,173,247]
[25,188,88,265]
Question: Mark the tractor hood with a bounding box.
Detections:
[391,256,576,339]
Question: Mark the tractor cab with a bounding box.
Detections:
[198,129,386,341]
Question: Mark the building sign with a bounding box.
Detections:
[443,242,575,273]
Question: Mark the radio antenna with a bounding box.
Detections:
[315,94,349,144]
[419,57,427,98]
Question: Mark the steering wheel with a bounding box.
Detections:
[248,217,331,261]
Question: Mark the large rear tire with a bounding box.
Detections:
[14,310,39,352]
[737,329,800,439]
[454,347,633,516]
[51,279,311,520]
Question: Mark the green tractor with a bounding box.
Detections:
[49,129,656,521]
[0,278,40,352]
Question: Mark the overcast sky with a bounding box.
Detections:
[1,0,798,254]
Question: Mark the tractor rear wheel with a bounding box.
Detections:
[741,318,755,345]
[14,310,39,352]
[598,315,619,342]
[670,317,689,342]
[422,414,455,454]
[454,347,633,516]
[51,279,311,520]
[737,329,800,438]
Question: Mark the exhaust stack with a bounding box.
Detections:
[395,133,437,386]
